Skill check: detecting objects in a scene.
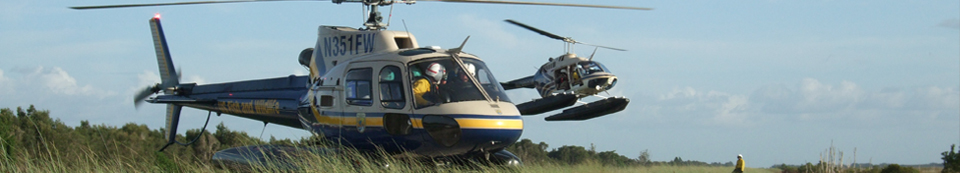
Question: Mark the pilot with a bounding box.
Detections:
[457,63,476,83]
[413,62,445,107]
[441,63,479,102]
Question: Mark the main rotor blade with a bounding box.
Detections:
[70,0,310,10]
[418,0,652,11]
[575,41,626,51]
[505,19,567,41]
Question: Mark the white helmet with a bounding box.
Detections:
[738,154,743,158]
[463,63,476,76]
[426,62,446,82]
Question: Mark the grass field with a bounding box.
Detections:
[0,146,783,173]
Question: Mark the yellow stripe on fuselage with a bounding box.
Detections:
[309,111,522,130]
[455,118,523,130]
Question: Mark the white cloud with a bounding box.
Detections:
[35,67,113,96]
[751,78,959,118]
[184,75,207,85]
[2,66,116,98]
[137,70,161,87]
[0,68,11,93]
[630,78,959,127]
[292,68,309,76]
[649,87,753,126]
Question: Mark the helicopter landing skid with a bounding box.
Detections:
[515,93,578,115]
[544,97,629,121]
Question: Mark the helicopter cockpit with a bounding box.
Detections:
[409,57,511,109]
[575,61,611,76]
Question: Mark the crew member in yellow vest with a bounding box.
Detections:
[733,154,745,173]
[413,63,445,107]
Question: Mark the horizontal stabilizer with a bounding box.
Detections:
[148,95,216,104]
[516,93,577,115]
[501,76,536,90]
[544,97,629,121]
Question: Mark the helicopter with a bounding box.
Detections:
[499,19,630,120]
[72,0,649,167]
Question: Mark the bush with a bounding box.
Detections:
[880,164,918,173]
[944,144,960,173]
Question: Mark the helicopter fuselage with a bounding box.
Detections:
[148,24,522,159]
[532,54,618,97]
[300,44,523,157]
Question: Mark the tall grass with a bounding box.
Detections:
[2,138,785,173]
[520,161,781,173]
[0,124,779,172]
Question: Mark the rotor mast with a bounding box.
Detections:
[334,0,415,30]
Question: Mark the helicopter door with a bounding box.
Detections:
[377,64,414,136]
[313,78,342,140]
[343,66,374,134]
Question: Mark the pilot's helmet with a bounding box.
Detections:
[463,63,476,76]
[426,62,446,82]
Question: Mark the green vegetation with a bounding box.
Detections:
[507,139,736,167]
[944,144,960,173]
[0,105,846,172]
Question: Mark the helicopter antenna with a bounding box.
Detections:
[402,19,411,35]
[361,4,367,26]
[588,47,598,61]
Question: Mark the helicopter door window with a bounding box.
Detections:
[476,69,490,84]
[379,66,405,109]
[345,68,373,106]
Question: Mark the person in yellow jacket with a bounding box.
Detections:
[413,63,445,107]
[733,154,745,173]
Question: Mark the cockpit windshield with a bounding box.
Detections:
[409,57,512,109]
[576,61,610,76]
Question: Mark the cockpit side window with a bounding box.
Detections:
[379,66,405,109]
[345,68,373,106]
[578,61,607,75]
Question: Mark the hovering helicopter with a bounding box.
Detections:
[500,19,630,120]
[72,0,649,167]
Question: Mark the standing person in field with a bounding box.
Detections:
[733,154,745,173]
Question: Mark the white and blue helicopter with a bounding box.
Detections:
[73,0,646,167]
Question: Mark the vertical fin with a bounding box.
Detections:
[150,15,183,152]
[159,104,182,151]
[149,15,179,93]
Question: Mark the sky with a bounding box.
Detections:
[1,0,958,168]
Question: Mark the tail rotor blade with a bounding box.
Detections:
[134,84,161,108]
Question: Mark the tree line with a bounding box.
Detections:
[0,105,305,171]
[504,138,734,167]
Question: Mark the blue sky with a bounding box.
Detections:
[1,0,958,167]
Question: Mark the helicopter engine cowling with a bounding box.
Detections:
[298,48,313,68]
